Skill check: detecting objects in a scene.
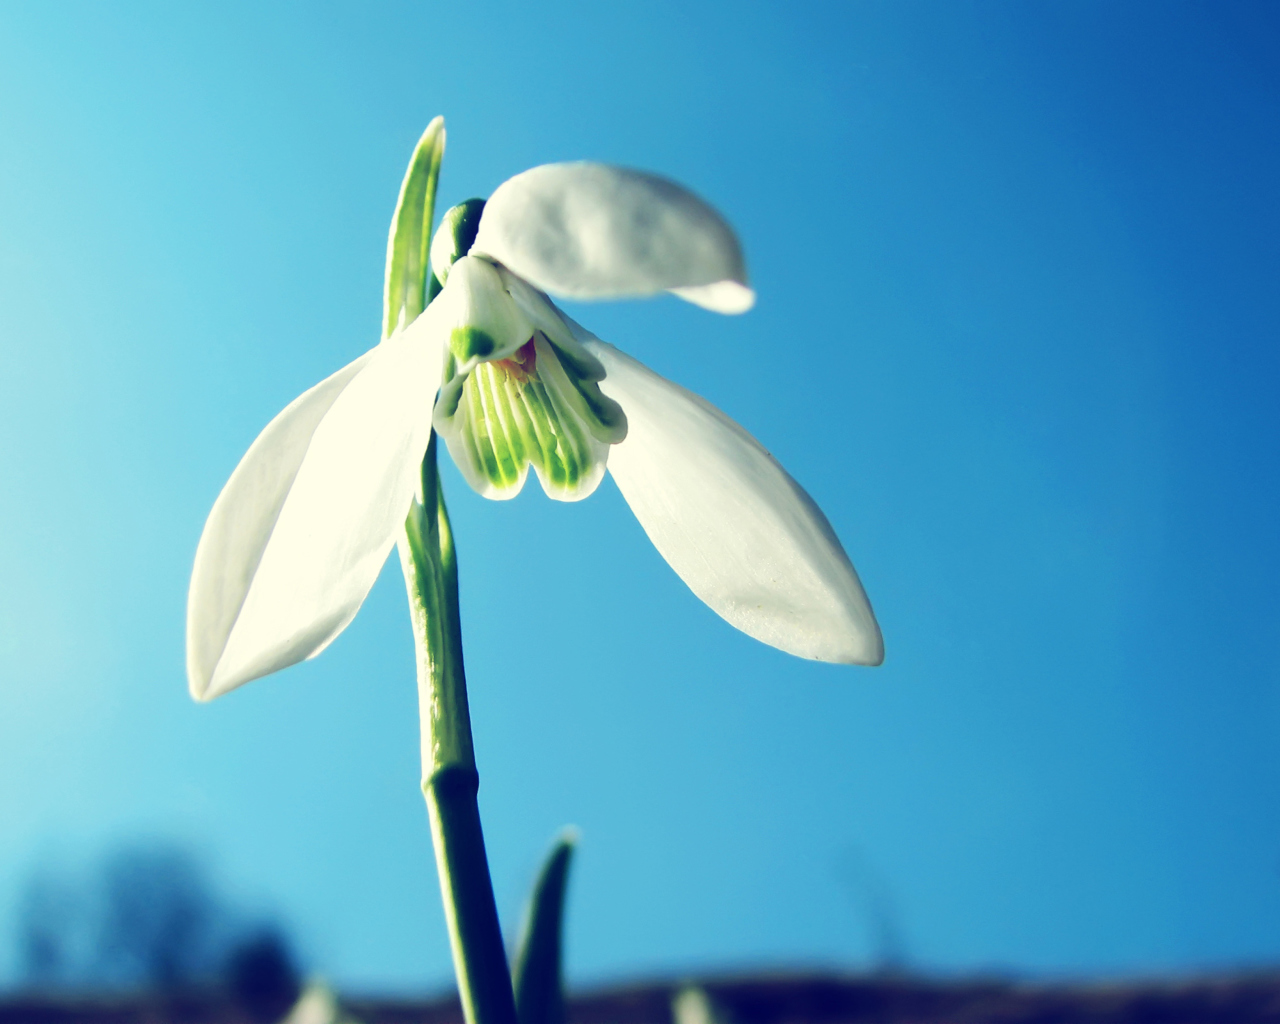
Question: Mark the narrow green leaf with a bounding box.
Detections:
[383,116,446,339]
[511,831,577,1024]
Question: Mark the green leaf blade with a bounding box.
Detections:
[383,116,446,339]
[512,831,577,1024]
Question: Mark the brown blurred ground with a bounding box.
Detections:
[5,971,1280,1024]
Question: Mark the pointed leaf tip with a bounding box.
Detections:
[384,117,447,339]
[512,831,578,1024]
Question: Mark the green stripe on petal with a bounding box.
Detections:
[496,270,627,444]
[545,338,627,444]
[525,336,607,500]
[434,334,615,503]
[519,376,564,484]
[479,363,524,487]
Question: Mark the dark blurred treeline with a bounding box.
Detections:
[13,842,301,1022]
[9,846,1280,1023]
[5,973,1280,1024]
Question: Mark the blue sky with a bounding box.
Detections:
[1,0,1278,993]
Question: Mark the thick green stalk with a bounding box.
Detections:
[399,437,517,1024]
[386,117,516,1024]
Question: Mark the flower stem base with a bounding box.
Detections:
[425,765,518,1024]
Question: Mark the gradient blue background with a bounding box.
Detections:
[1,0,1278,993]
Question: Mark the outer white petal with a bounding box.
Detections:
[472,163,755,313]
[187,351,373,699]
[586,339,883,665]
[187,310,445,700]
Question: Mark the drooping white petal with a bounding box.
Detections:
[187,311,446,700]
[585,338,883,665]
[669,280,756,315]
[472,163,755,312]
[187,351,373,699]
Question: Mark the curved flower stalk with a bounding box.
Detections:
[187,160,882,703]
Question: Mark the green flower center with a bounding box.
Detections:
[436,328,626,502]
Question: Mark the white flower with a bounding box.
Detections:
[187,163,883,701]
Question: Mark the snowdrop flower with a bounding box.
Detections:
[187,163,882,701]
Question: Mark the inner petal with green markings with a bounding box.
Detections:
[433,259,627,502]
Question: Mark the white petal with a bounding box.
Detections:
[187,311,446,700]
[433,255,534,368]
[586,339,883,665]
[187,351,372,698]
[669,280,756,315]
[472,163,755,313]
[499,268,609,379]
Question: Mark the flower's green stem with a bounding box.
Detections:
[399,434,517,1024]
[386,117,514,1024]
[424,766,516,1024]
